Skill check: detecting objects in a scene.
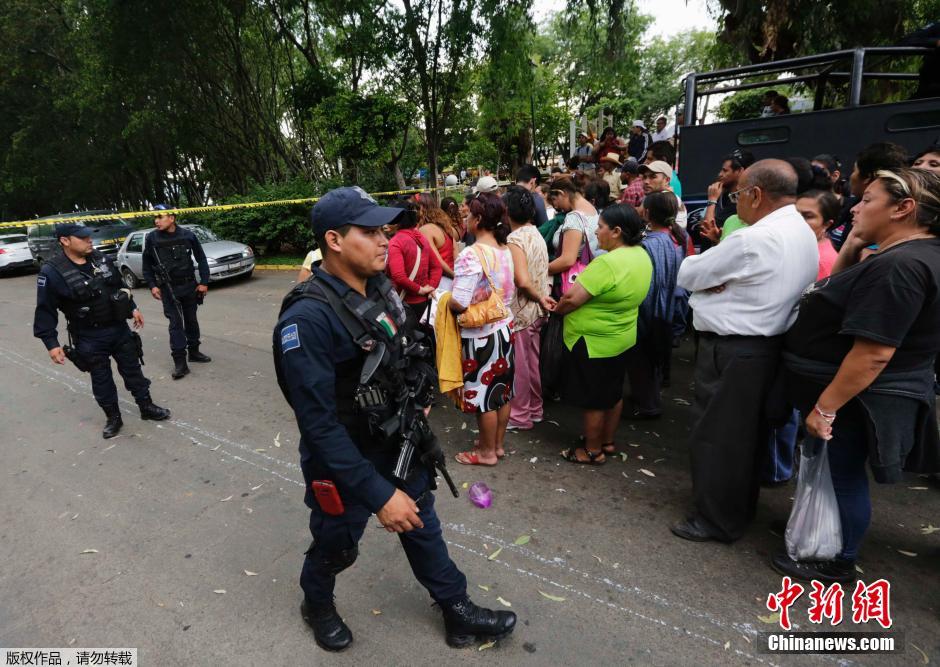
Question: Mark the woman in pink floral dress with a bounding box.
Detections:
[448,192,516,466]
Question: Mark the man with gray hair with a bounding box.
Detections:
[671,159,819,543]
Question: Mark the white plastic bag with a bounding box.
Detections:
[785,438,842,561]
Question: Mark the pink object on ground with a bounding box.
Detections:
[468,482,493,508]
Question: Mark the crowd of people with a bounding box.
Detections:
[334,135,940,585]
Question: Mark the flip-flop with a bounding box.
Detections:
[473,438,505,459]
[455,450,498,466]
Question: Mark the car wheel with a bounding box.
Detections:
[121,268,138,289]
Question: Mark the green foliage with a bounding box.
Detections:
[709,0,940,63]
[716,90,766,121]
[186,179,333,255]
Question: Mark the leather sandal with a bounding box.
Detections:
[561,446,606,465]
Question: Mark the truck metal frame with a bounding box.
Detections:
[678,46,939,205]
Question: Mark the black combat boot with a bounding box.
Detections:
[300,599,353,652]
[441,595,517,648]
[171,354,190,380]
[139,399,171,421]
[102,404,123,439]
[188,347,211,363]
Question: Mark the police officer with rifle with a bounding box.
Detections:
[33,224,171,438]
[142,204,212,379]
[273,187,516,652]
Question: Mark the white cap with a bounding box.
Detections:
[472,175,499,194]
[632,119,646,129]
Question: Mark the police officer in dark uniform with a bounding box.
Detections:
[33,224,171,438]
[141,205,212,379]
[273,187,516,652]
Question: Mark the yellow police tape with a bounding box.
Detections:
[0,185,473,229]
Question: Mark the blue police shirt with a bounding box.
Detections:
[33,254,135,350]
[141,226,211,288]
[275,267,397,514]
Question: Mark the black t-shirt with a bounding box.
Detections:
[714,192,736,227]
[786,237,940,372]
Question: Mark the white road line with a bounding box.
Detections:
[0,344,853,666]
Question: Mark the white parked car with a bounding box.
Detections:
[116,225,254,289]
[0,234,36,274]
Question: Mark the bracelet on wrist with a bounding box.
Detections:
[706,200,718,206]
[813,404,837,422]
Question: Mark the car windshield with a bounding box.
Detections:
[81,217,126,227]
[0,235,27,244]
[187,225,219,243]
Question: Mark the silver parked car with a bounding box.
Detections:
[116,225,255,289]
[0,233,36,274]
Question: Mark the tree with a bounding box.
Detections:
[708,0,940,64]
[393,0,479,188]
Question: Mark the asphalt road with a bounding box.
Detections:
[1,268,938,666]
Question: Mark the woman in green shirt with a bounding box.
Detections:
[549,204,653,464]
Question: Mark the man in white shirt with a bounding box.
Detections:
[671,159,819,544]
[651,116,675,143]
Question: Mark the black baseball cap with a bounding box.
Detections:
[310,187,405,235]
[55,223,91,239]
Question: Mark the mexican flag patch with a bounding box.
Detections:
[375,311,397,338]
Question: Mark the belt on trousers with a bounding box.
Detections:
[696,331,783,342]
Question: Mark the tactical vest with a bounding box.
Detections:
[49,251,118,328]
[149,232,195,284]
[273,273,408,456]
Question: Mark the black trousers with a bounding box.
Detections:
[300,468,467,607]
[161,281,201,355]
[75,324,151,408]
[625,317,672,415]
[688,333,783,542]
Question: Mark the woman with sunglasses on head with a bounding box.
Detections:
[774,168,940,584]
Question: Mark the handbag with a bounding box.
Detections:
[559,211,594,294]
[397,243,422,300]
[456,245,510,328]
[539,313,565,394]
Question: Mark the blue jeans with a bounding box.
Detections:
[764,409,800,483]
[825,415,871,562]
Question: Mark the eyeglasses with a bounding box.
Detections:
[728,185,757,204]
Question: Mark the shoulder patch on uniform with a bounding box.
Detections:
[37,275,46,287]
[280,322,301,352]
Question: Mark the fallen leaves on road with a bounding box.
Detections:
[639,469,656,477]
[591,554,602,564]
[254,448,267,453]
[213,590,226,594]
[211,444,221,452]
[619,452,628,462]
[538,591,565,602]
[547,420,560,426]
[478,641,495,651]
[487,547,503,561]
[920,524,939,535]
[514,535,531,546]
[462,482,469,489]
[372,609,382,615]
[244,570,259,576]
[758,612,780,624]
[529,457,538,463]
[220,495,233,502]
[80,549,98,555]
[896,549,917,557]
[461,423,467,430]
[478,584,490,592]
[855,564,864,574]
[274,432,281,448]
[250,483,264,491]
[908,486,928,491]
[911,643,928,664]
[496,596,512,607]
[673,398,691,406]
[723,641,730,650]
